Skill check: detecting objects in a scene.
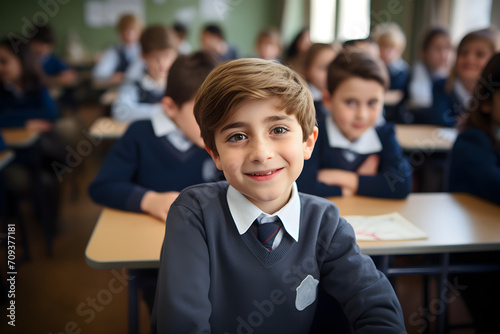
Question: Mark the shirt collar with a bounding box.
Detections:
[151,108,194,152]
[227,183,300,242]
[454,79,472,108]
[325,114,382,154]
[141,73,165,92]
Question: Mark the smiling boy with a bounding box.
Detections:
[151,58,406,333]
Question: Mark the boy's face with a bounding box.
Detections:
[207,98,317,214]
[142,49,177,81]
[323,77,384,142]
[257,38,280,60]
[162,97,204,148]
[120,27,140,45]
[379,42,402,65]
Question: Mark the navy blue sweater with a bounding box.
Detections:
[448,127,500,205]
[0,85,58,128]
[152,181,406,333]
[89,120,219,212]
[430,78,466,127]
[298,113,411,198]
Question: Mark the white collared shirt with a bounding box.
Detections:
[227,183,301,249]
[325,114,382,162]
[454,79,472,109]
[151,108,194,152]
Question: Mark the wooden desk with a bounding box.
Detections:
[0,150,15,171]
[1,128,40,148]
[88,117,129,140]
[395,124,457,152]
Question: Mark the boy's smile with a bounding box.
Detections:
[207,98,317,214]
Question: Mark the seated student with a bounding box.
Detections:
[343,37,380,59]
[111,25,177,122]
[407,26,452,122]
[200,24,238,62]
[448,53,500,205]
[92,14,142,87]
[29,25,77,88]
[151,58,406,333]
[173,22,192,55]
[431,27,498,127]
[89,51,220,312]
[304,43,338,103]
[297,52,411,199]
[255,28,282,61]
[0,38,57,129]
[285,27,312,76]
[372,22,411,123]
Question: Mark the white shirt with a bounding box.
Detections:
[151,108,194,152]
[454,79,472,109]
[408,61,433,108]
[227,183,300,249]
[111,73,165,122]
[92,43,141,80]
[325,114,382,162]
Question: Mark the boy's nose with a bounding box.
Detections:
[249,138,273,163]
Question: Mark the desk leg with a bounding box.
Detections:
[128,269,139,334]
[437,253,450,334]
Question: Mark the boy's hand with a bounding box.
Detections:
[25,119,52,132]
[317,169,358,195]
[140,191,180,222]
[357,154,379,176]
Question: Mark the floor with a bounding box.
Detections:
[0,105,475,334]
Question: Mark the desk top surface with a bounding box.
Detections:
[394,124,457,152]
[1,128,40,148]
[85,193,500,269]
[0,150,15,171]
[88,117,129,139]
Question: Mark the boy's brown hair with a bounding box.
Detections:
[117,14,141,32]
[304,43,338,70]
[165,51,220,107]
[194,58,315,155]
[140,25,177,54]
[326,51,389,95]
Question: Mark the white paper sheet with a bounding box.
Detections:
[344,212,428,241]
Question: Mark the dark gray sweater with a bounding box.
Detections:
[151,181,405,334]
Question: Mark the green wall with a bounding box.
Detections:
[0,0,280,59]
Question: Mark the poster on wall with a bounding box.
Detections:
[84,0,144,28]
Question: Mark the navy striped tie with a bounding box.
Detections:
[256,216,281,250]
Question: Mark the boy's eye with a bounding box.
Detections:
[345,99,357,106]
[228,133,247,142]
[368,99,379,106]
[271,126,289,135]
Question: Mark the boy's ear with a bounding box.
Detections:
[161,96,178,118]
[303,126,319,160]
[205,145,223,171]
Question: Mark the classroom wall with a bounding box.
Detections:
[0,0,281,60]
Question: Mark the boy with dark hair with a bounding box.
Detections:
[200,23,238,61]
[111,24,178,122]
[151,58,406,333]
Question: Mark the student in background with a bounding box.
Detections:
[0,38,57,129]
[431,27,498,127]
[372,22,411,123]
[200,24,238,62]
[297,51,411,198]
[304,43,338,104]
[151,58,405,333]
[92,14,142,87]
[285,27,312,76]
[408,26,453,122]
[255,28,282,61]
[29,25,77,88]
[89,51,220,313]
[173,22,192,55]
[448,53,500,205]
[111,25,177,122]
[343,37,380,59]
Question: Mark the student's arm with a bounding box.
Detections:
[320,209,406,332]
[89,123,157,212]
[92,47,120,82]
[449,129,500,205]
[151,199,212,333]
[356,124,412,199]
[111,83,163,122]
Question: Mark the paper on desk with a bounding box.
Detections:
[344,212,427,241]
[436,128,458,143]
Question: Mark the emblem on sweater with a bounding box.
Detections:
[295,275,319,311]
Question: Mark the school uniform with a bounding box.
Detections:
[111,72,165,122]
[219,44,238,61]
[89,108,219,212]
[448,127,500,205]
[0,84,58,128]
[430,78,470,127]
[151,181,405,333]
[40,53,69,77]
[384,58,411,123]
[92,43,141,81]
[298,108,411,198]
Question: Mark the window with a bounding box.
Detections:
[450,0,492,44]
